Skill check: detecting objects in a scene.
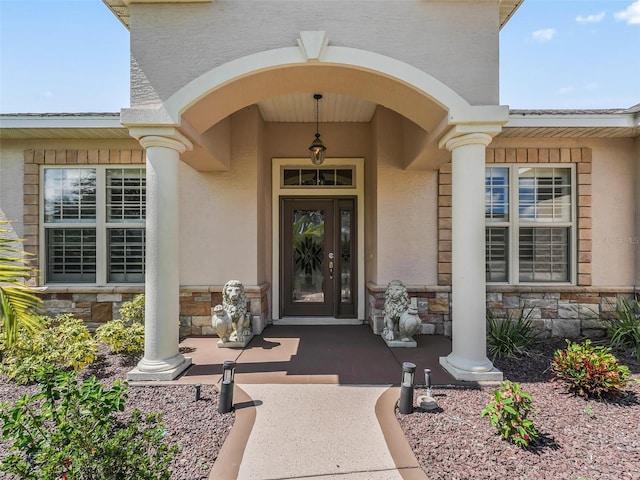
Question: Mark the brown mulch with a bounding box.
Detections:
[398,339,640,480]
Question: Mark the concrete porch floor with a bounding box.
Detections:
[173,324,465,386]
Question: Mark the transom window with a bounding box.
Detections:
[485,165,575,283]
[42,166,146,284]
[281,167,354,188]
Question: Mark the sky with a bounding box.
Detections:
[0,0,638,114]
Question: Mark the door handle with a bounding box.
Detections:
[329,260,334,280]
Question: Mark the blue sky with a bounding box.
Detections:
[0,0,638,114]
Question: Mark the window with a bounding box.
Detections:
[485,166,574,283]
[43,167,146,284]
[282,167,354,187]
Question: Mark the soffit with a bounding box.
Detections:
[3,107,638,140]
[499,108,640,138]
[0,114,129,139]
[102,0,524,30]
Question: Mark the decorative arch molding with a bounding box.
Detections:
[121,31,508,141]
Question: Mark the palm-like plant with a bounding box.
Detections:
[0,218,43,346]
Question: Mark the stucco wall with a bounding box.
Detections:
[636,138,640,287]
[591,138,636,287]
[0,144,26,236]
[180,107,261,285]
[129,0,499,107]
[372,108,438,285]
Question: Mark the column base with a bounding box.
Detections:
[127,354,192,381]
[439,356,503,383]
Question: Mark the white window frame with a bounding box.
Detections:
[486,163,577,285]
[40,165,146,286]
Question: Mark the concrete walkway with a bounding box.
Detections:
[208,383,426,480]
[171,326,462,479]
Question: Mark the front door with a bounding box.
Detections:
[281,197,357,317]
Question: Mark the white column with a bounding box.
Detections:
[439,132,503,382]
[128,133,193,381]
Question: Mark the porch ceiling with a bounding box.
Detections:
[180,65,448,136]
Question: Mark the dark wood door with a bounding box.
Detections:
[281,197,356,317]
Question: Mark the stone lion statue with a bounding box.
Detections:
[212,280,252,344]
[382,280,420,342]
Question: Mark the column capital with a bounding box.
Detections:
[438,124,503,151]
[128,127,193,153]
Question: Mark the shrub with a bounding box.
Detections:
[96,319,145,355]
[605,296,640,360]
[486,308,539,361]
[551,339,631,399]
[0,368,178,479]
[0,314,97,384]
[119,294,145,324]
[481,380,538,448]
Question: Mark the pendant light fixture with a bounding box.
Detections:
[309,93,327,165]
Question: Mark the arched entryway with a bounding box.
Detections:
[123,31,507,383]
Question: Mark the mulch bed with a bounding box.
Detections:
[397,339,640,480]
[0,345,234,480]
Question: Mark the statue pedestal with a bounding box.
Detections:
[382,337,417,348]
[217,334,254,348]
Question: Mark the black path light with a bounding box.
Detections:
[399,362,416,414]
[218,360,237,414]
[308,93,327,165]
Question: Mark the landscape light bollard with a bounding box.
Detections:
[218,360,237,414]
[194,383,201,401]
[424,369,432,397]
[399,362,416,414]
[417,368,438,411]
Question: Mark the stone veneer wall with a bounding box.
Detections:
[40,284,270,337]
[178,283,270,337]
[367,283,637,340]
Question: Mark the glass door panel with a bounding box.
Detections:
[281,197,357,318]
[292,208,325,303]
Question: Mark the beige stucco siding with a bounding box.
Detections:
[0,145,26,236]
[372,108,438,285]
[636,138,640,286]
[180,107,261,285]
[129,0,499,107]
[591,138,636,287]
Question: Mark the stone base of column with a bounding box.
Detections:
[127,354,192,381]
[439,356,503,383]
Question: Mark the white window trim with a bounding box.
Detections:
[486,163,577,285]
[40,165,146,287]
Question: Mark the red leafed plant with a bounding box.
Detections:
[551,339,631,399]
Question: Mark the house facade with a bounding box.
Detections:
[0,0,638,381]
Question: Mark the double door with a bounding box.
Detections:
[281,197,356,317]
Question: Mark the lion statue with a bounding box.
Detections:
[382,280,420,342]
[213,280,252,344]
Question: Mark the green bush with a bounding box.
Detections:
[481,380,538,448]
[551,339,631,399]
[119,294,145,324]
[605,296,640,360]
[96,319,145,356]
[0,368,178,479]
[0,314,97,384]
[486,309,539,361]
